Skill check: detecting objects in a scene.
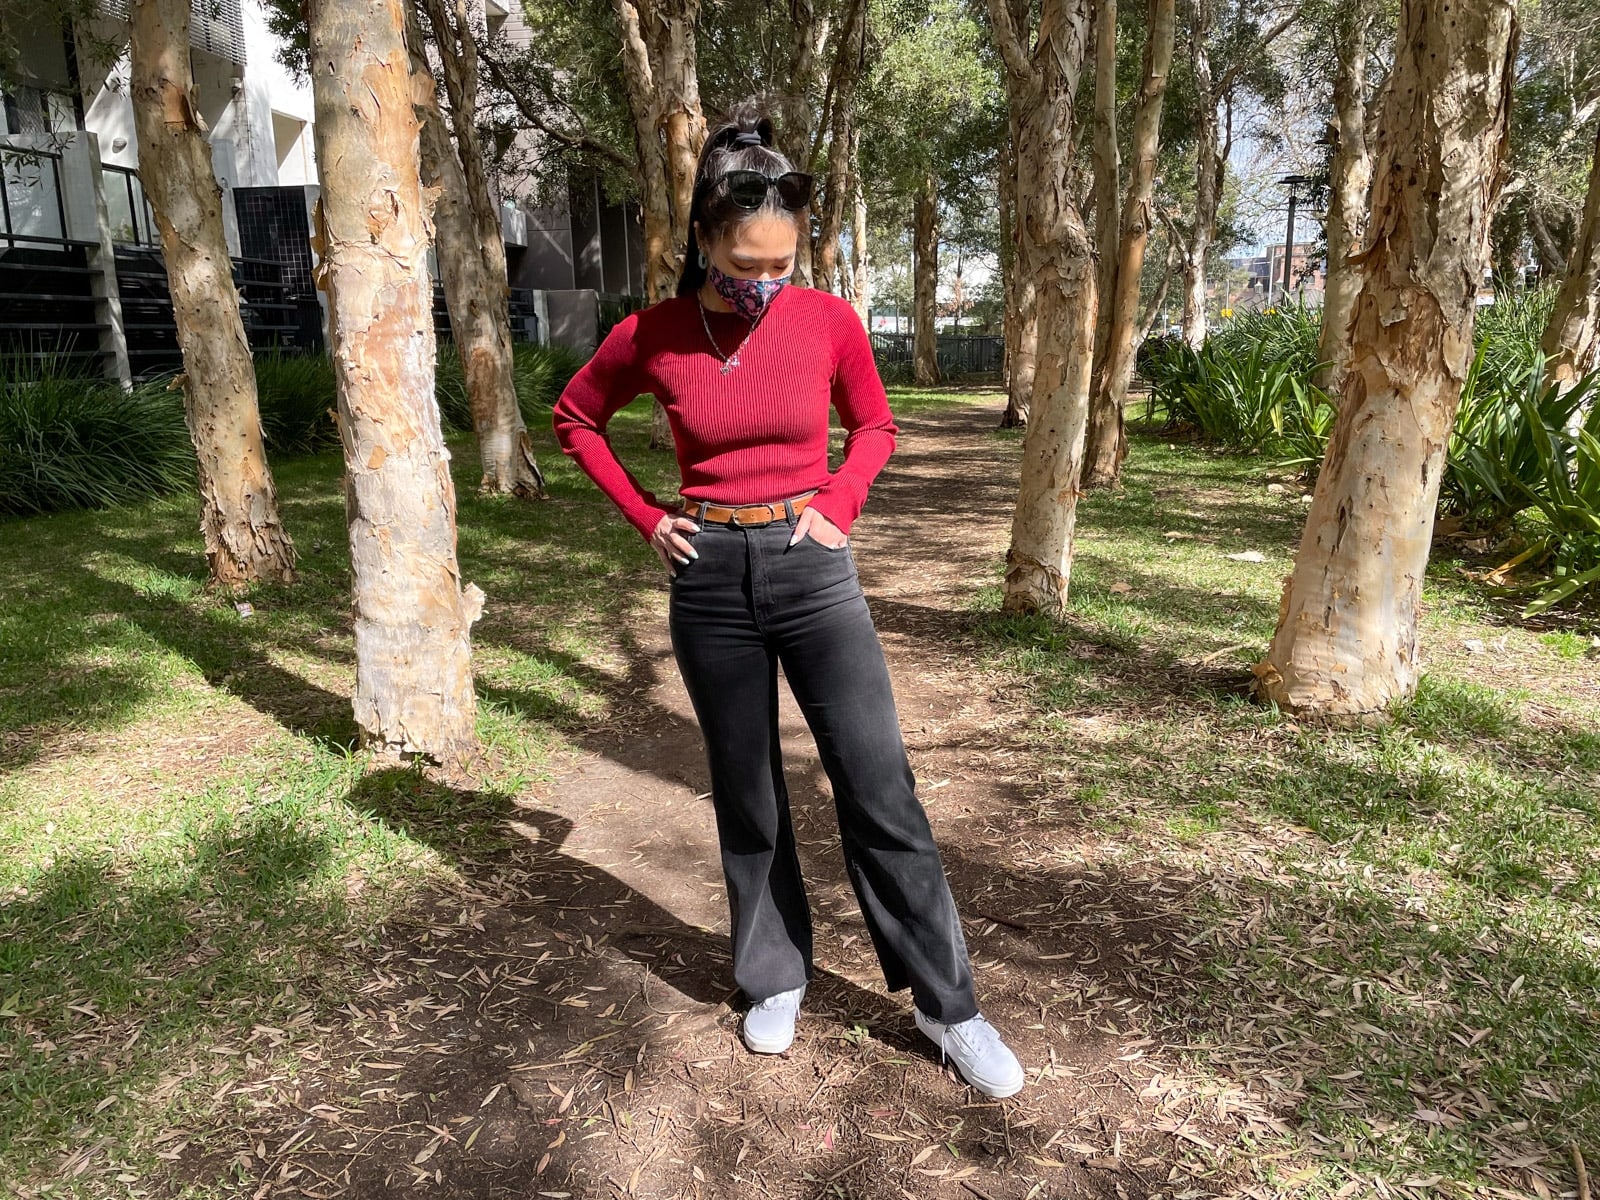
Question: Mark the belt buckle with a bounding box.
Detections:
[728,504,773,528]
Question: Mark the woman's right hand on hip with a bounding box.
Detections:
[652,513,701,576]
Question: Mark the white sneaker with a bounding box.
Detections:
[913,1007,1025,1098]
[742,983,806,1053]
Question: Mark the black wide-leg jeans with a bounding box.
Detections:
[666,509,979,1025]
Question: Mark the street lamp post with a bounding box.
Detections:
[1278,174,1316,303]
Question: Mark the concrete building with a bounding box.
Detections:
[0,0,644,379]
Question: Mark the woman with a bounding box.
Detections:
[550,101,1024,1100]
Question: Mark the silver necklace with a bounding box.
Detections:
[698,293,767,375]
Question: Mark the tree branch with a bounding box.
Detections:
[477,41,634,172]
[986,0,1036,88]
[1215,2,1304,97]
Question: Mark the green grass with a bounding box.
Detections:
[1,389,1596,1195]
[964,435,1599,1193]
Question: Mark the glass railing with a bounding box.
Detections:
[0,145,69,246]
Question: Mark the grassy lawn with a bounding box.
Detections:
[1,387,1596,1196]
[971,425,1600,1193]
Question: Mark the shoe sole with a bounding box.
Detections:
[956,1069,1024,1099]
[915,1015,1024,1099]
[741,1028,795,1054]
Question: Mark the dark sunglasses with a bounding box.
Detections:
[713,169,814,211]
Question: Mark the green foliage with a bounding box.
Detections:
[1471,287,1559,399]
[1,340,589,521]
[1147,308,1334,469]
[254,350,340,454]
[0,360,192,517]
[1458,368,1600,614]
[1205,305,1323,379]
[1149,289,1600,611]
[1443,343,1590,523]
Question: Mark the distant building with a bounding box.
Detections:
[0,0,643,380]
[1221,241,1325,314]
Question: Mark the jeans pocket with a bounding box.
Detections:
[669,527,702,581]
[802,530,851,553]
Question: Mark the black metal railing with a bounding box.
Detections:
[433,284,543,346]
[115,247,308,379]
[0,145,83,249]
[871,331,1004,376]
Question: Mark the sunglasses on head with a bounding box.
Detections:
[713,169,814,211]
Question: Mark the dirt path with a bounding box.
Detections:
[189,397,1254,1200]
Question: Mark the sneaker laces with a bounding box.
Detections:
[755,986,803,1011]
[936,1013,1000,1066]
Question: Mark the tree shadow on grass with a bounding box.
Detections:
[0,797,348,1169]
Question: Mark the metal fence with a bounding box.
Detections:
[870,331,1004,377]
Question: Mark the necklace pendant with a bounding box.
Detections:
[720,360,732,376]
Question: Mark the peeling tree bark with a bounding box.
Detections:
[307,0,484,760]
[848,122,870,321]
[999,96,1038,428]
[780,0,825,288]
[1084,0,1175,487]
[1256,0,1517,717]
[989,0,1097,617]
[128,0,296,589]
[815,0,867,295]
[611,0,706,449]
[408,0,544,499]
[1179,0,1220,348]
[1541,123,1600,395]
[1316,1,1373,394]
[913,175,941,387]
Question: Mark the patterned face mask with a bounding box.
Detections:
[708,262,791,320]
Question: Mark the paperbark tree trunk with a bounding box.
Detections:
[1179,1,1220,348]
[1541,123,1600,395]
[989,0,1097,617]
[307,0,484,760]
[781,0,825,288]
[997,110,1018,400]
[1255,0,1517,717]
[913,176,941,387]
[815,0,867,295]
[1137,237,1177,341]
[128,0,296,589]
[1315,1,1373,394]
[611,0,706,449]
[999,100,1038,427]
[1087,0,1121,401]
[1084,0,1175,487]
[410,0,544,498]
[848,122,870,322]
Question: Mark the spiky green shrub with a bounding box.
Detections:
[1451,361,1600,613]
[1206,304,1323,380]
[0,360,192,516]
[254,349,339,453]
[436,341,591,433]
[1150,335,1333,454]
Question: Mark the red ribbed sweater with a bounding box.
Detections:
[550,286,897,540]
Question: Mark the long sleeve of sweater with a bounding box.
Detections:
[806,309,899,535]
[550,313,672,541]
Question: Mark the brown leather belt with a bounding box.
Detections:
[680,489,819,527]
